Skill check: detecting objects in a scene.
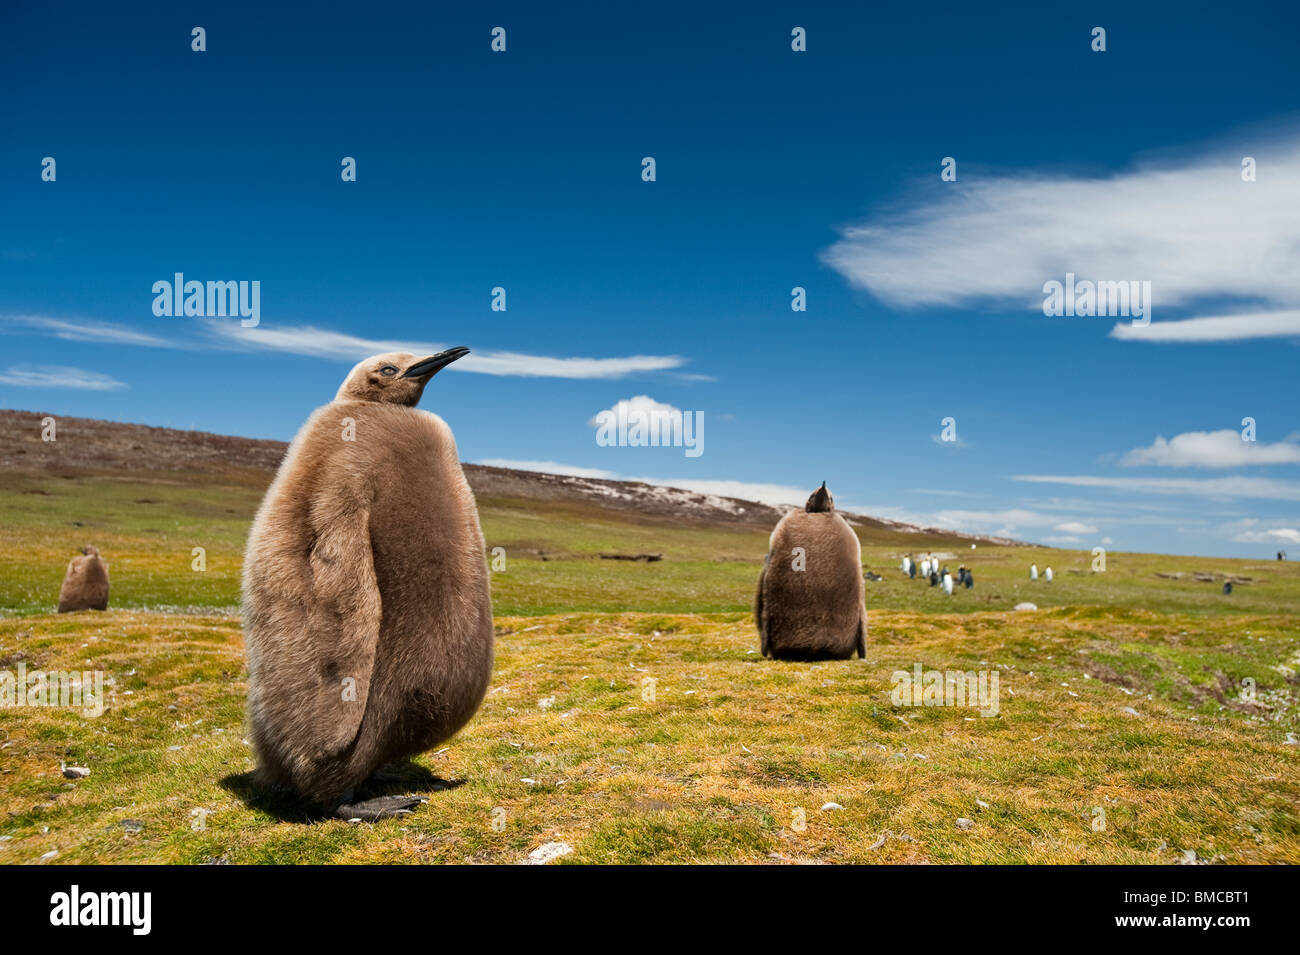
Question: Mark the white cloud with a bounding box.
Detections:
[820,132,1300,341]
[1120,429,1300,468]
[1229,524,1300,545]
[1055,521,1098,534]
[0,364,127,391]
[1110,308,1300,342]
[923,508,1101,541]
[1015,474,1300,502]
[3,315,688,381]
[3,314,173,348]
[587,395,683,428]
[209,323,686,379]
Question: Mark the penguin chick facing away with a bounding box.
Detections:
[242,348,493,820]
[57,546,109,612]
[755,482,867,661]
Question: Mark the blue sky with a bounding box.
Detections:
[3,1,1299,557]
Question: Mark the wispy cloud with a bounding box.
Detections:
[1055,520,1098,534]
[0,364,127,391]
[821,132,1300,341]
[1014,474,1300,502]
[1109,308,1300,342]
[206,322,687,379]
[2,315,690,380]
[1120,429,1300,468]
[926,507,1102,539]
[4,314,173,348]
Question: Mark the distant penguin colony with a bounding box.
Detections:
[242,348,494,820]
[755,483,866,660]
[57,546,109,613]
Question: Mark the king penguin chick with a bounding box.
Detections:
[57,546,109,612]
[755,482,867,660]
[242,348,493,820]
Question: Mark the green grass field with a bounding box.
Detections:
[2,470,1298,864]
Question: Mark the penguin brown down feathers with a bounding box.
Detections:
[242,350,492,806]
[57,546,110,612]
[755,483,866,660]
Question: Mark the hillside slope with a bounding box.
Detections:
[0,409,1014,543]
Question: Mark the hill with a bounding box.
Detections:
[0,408,1012,542]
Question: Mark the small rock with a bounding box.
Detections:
[119,819,145,833]
[61,764,90,779]
[820,802,844,811]
[1121,706,1142,717]
[975,799,990,810]
[1014,602,1038,612]
[538,697,556,710]
[956,817,975,830]
[523,841,574,865]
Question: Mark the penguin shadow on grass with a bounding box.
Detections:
[220,761,464,823]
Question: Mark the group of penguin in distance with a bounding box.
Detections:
[47,348,1249,819]
[900,553,974,595]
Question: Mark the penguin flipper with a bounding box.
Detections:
[755,556,769,657]
[299,501,384,760]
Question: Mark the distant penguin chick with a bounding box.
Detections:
[755,482,866,661]
[57,546,109,612]
[242,347,492,820]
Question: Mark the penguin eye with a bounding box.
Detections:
[379,365,398,377]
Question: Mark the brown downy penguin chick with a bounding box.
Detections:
[57,546,110,612]
[242,347,492,820]
[755,482,867,660]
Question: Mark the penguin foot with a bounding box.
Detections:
[333,795,425,822]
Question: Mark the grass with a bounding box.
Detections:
[2,469,1299,863]
[1,607,1297,864]
[4,472,1298,617]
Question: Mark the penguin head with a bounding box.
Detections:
[336,348,470,406]
[81,545,99,557]
[805,481,834,513]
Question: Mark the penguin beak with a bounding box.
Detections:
[401,347,470,380]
